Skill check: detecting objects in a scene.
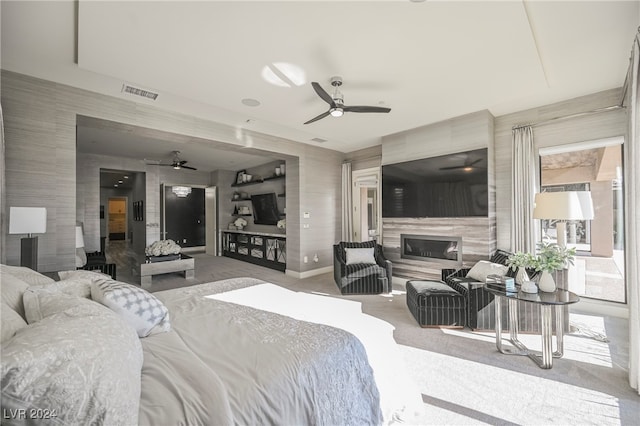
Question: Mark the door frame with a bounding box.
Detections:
[161,183,209,252]
[107,196,128,241]
[351,167,382,243]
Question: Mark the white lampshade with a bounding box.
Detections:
[533,191,594,220]
[75,226,85,248]
[9,207,47,235]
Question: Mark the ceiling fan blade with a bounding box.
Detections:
[343,105,391,113]
[178,160,189,166]
[438,165,465,170]
[469,158,482,166]
[311,82,334,105]
[181,165,197,170]
[304,110,331,125]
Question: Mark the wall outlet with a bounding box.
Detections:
[303,256,308,263]
[303,224,310,229]
[313,254,319,263]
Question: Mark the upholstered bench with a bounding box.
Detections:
[406,280,466,328]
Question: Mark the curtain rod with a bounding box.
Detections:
[511,104,625,131]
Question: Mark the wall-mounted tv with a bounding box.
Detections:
[382,148,488,218]
[251,193,281,225]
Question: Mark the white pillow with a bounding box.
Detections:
[23,287,97,324]
[1,302,143,425]
[58,269,110,282]
[0,264,54,286]
[1,302,28,342]
[466,260,509,282]
[0,273,30,320]
[91,278,171,337]
[345,247,377,265]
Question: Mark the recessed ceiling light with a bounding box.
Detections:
[118,180,123,184]
[242,98,261,107]
[114,184,118,187]
[123,175,129,179]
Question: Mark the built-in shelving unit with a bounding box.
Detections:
[222,230,286,272]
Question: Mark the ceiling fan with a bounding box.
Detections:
[157,151,197,170]
[439,158,484,171]
[304,76,391,124]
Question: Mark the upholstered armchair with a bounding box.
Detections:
[333,241,392,295]
[442,250,518,330]
[442,249,547,331]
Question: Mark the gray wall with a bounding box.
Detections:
[1,70,342,274]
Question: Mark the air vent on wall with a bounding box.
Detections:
[311,137,327,143]
[121,84,159,100]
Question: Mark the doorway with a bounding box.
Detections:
[108,198,127,241]
[539,137,625,304]
[352,168,382,242]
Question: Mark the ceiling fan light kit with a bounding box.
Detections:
[304,76,391,124]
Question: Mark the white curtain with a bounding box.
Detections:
[0,104,5,263]
[625,29,640,395]
[511,126,537,253]
[341,162,353,241]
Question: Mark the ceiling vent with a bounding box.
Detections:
[311,137,327,143]
[121,84,159,100]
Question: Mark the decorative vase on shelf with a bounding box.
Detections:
[538,271,556,292]
[515,267,530,285]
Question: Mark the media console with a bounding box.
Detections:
[222,230,286,272]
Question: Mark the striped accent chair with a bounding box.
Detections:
[442,249,541,330]
[333,241,392,295]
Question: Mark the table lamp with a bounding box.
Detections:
[532,191,594,247]
[9,207,47,270]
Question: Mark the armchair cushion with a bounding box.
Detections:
[466,260,508,282]
[345,247,376,265]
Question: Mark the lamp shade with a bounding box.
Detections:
[75,226,85,248]
[533,191,595,220]
[9,207,47,234]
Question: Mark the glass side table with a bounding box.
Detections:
[484,286,580,369]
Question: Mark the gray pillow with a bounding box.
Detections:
[1,302,143,426]
[345,248,376,265]
[466,260,509,282]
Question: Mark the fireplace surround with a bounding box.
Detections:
[401,234,463,267]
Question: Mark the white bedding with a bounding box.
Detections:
[208,283,422,424]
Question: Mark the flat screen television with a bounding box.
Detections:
[382,148,488,218]
[251,193,281,225]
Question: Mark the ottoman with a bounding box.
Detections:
[406,280,466,328]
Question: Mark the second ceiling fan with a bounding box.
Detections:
[304,76,391,124]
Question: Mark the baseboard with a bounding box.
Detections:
[285,265,333,279]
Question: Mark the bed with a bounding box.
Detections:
[1,265,420,425]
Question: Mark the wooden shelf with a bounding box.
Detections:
[263,174,285,182]
[231,179,264,187]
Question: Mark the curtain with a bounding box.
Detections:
[625,29,640,395]
[341,162,353,242]
[0,104,5,263]
[510,126,537,253]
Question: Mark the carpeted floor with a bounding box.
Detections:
[119,253,639,425]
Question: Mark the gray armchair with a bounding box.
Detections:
[333,241,392,295]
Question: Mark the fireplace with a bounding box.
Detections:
[401,234,462,267]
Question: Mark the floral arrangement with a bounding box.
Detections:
[145,239,181,257]
[507,242,576,274]
[233,217,248,229]
[277,219,286,229]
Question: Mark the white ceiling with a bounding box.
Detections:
[1,1,638,162]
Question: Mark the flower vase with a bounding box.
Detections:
[538,271,556,292]
[515,267,530,285]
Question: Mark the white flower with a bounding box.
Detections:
[277,219,286,229]
[145,239,181,256]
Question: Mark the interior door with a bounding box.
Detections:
[108,198,127,241]
[162,185,206,247]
